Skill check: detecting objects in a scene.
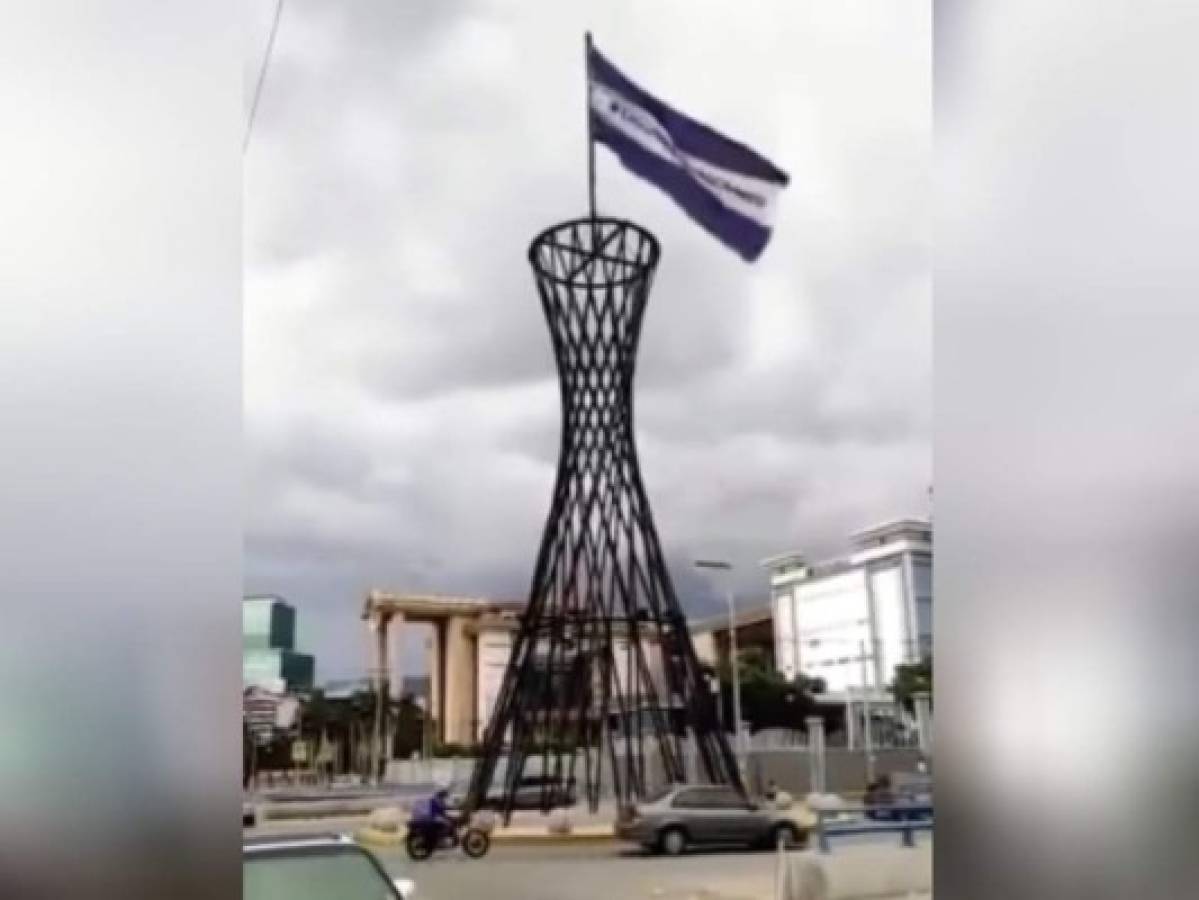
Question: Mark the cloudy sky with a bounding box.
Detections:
[244,0,930,682]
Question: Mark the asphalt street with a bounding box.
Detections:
[376,842,781,900]
[246,815,931,900]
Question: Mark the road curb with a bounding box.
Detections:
[353,827,407,848]
[493,829,616,846]
[263,803,376,821]
[353,826,617,849]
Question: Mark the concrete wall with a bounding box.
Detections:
[386,757,475,787]
[748,748,923,796]
[386,746,925,800]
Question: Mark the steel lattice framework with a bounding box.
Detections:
[466,218,743,819]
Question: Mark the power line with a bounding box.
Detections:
[245,0,285,153]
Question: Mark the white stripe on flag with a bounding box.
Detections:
[591,82,676,163]
[677,152,783,227]
[590,81,783,229]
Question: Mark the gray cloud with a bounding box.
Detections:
[245,0,930,680]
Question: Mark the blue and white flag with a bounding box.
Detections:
[588,42,789,262]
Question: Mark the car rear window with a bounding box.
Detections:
[244,848,399,900]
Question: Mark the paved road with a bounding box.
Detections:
[376,842,782,900]
[245,816,929,900]
[374,839,930,900]
[247,814,925,852]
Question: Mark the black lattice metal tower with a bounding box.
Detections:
[466,217,743,819]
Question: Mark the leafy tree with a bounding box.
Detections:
[243,718,253,789]
[392,693,427,759]
[891,656,932,713]
[285,687,423,779]
[298,688,332,744]
[709,646,821,733]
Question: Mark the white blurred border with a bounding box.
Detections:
[0,3,241,898]
[937,1,1199,897]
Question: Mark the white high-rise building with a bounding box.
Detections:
[764,520,931,703]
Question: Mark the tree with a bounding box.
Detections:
[891,656,932,713]
[392,693,426,759]
[298,688,333,745]
[711,646,821,734]
[243,718,253,789]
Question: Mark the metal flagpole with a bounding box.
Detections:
[585,32,597,220]
[245,0,286,153]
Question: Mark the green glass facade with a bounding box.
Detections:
[242,596,314,691]
[243,597,295,650]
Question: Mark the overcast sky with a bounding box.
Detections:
[244,0,930,682]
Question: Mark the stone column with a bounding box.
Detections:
[388,612,404,701]
[429,621,443,746]
[385,612,404,779]
[806,715,826,795]
[913,691,933,757]
[369,610,392,784]
[443,615,476,745]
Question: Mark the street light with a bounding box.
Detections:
[693,559,745,773]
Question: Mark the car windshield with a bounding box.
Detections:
[641,785,676,804]
[244,849,398,900]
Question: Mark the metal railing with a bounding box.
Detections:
[811,802,933,853]
[773,801,933,899]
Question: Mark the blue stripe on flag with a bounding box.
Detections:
[591,115,774,262]
[589,46,789,186]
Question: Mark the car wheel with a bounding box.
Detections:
[658,826,687,856]
[769,823,802,849]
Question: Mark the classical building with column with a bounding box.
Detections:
[361,521,930,754]
[362,592,671,747]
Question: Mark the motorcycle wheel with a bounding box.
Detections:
[404,831,435,861]
[461,828,490,858]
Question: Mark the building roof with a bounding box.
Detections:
[243,593,289,606]
[762,518,932,580]
[690,603,774,634]
[363,591,523,620]
[758,550,807,569]
[850,518,932,548]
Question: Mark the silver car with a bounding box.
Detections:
[243,833,415,900]
[615,784,807,855]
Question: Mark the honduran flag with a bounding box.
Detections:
[588,41,789,263]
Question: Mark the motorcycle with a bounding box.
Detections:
[404,814,491,861]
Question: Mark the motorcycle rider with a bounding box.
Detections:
[410,787,455,846]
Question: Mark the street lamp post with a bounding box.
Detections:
[707,670,724,733]
[694,559,745,774]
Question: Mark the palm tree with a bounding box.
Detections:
[299,689,337,783]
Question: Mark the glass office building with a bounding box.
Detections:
[767,519,932,700]
[243,595,315,692]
